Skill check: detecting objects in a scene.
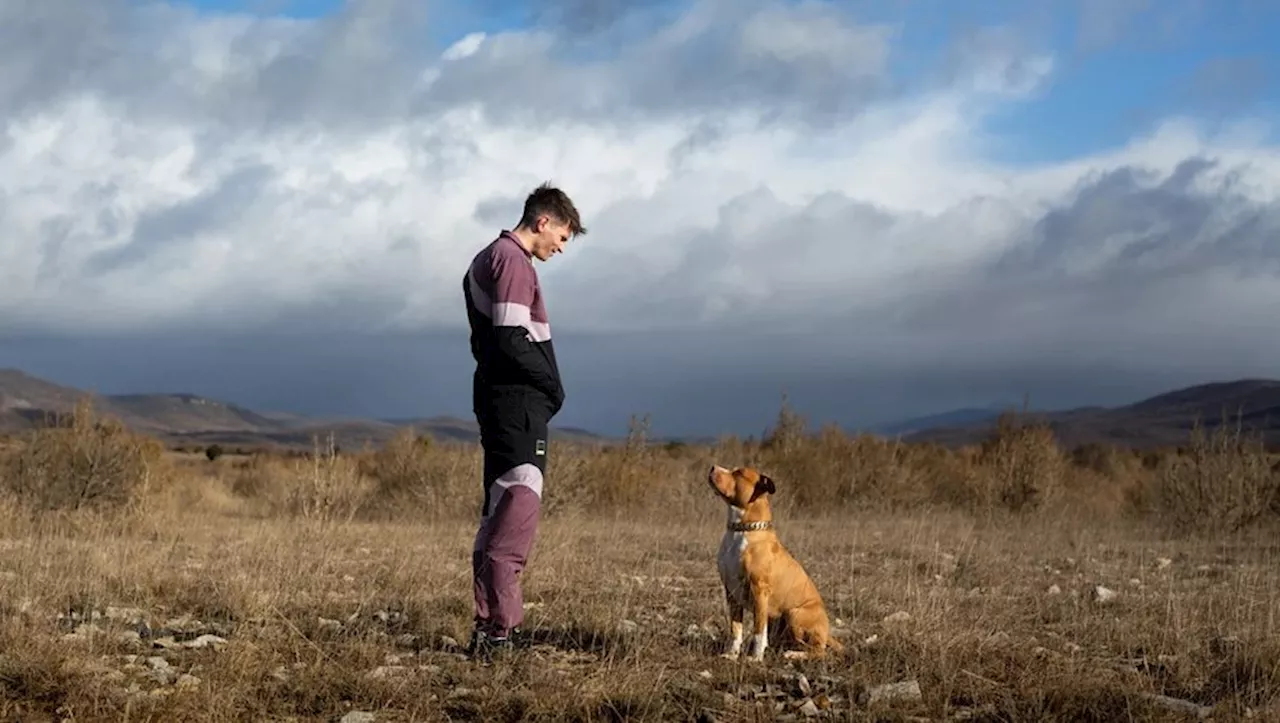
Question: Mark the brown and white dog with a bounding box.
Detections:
[707,464,843,662]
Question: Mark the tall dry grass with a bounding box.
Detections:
[1,398,1278,721]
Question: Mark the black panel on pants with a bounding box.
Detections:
[477,390,550,517]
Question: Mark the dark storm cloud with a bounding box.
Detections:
[0,0,134,117]
[86,164,277,275]
[424,0,894,127]
[520,0,671,33]
[0,0,436,129]
[5,151,1260,440]
[1,0,894,134]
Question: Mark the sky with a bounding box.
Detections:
[1,0,1278,439]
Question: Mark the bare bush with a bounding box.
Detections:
[958,412,1067,515]
[1151,418,1280,536]
[228,435,372,522]
[1,398,165,513]
[361,429,475,520]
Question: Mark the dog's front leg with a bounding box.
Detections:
[722,592,745,659]
[748,580,770,662]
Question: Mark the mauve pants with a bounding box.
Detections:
[471,393,550,639]
[472,480,541,637]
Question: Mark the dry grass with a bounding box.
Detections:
[1,401,1279,721]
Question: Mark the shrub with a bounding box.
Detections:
[1150,418,1280,536]
[361,428,474,520]
[227,435,372,522]
[1,398,165,512]
[963,412,1067,515]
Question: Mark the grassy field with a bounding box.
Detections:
[1,401,1279,721]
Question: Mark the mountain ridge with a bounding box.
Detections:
[902,379,1280,449]
[3,368,1279,452]
[0,368,607,451]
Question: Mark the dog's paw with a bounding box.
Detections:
[782,650,809,661]
[719,651,740,661]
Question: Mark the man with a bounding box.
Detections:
[461,182,586,660]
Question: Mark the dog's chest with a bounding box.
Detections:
[717,531,749,604]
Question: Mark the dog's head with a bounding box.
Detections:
[707,464,776,510]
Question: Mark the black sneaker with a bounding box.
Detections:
[466,629,514,662]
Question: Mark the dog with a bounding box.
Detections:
[707,464,843,662]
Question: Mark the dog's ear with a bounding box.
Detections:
[754,474,776,497]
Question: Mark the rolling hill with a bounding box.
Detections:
[902,379,1280,449]
[0,369,607,452]
[870,406,1010,437]
[5,367,1280,453]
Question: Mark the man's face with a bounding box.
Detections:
[531,215,572,261]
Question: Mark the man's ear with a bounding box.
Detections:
[753,474,776,499]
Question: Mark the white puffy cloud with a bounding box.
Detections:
[0,0,1277,432]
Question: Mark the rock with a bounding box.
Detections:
[104,606,147,624]
[1156,557,1173,570]
[71,623,105,638]
[317,617,343,632]
[1143,694,1212,719]
[374,610,405,625]
[366,665,407,680]
[698,670,712,680]
[340,713,377,723]
[618,619,639,634]
[146,665,178,685]
[1047,584,1062,595]
[182,634,227,650]
[1091,585,1117,604]
[175,674,201,689]
[797,699,821,717]
[864,679,923,706]
[796,674,811,696]
[439,635,460,650]
[882,611,911,626]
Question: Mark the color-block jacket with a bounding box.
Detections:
[463,230,565,424]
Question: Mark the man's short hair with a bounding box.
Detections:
[519,182,587,237]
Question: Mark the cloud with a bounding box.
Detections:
[0,0,1277,435]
